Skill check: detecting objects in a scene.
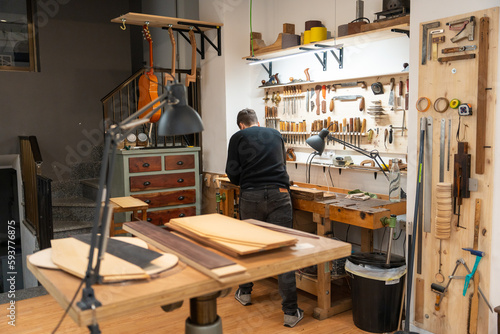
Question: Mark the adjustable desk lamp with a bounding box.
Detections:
[77,81,203,333]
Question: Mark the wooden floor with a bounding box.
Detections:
[0,279,372,334]
[0,278,371,334]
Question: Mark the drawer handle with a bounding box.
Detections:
[177,178,184,183]
[177,161,184,165]
[178,196,185,201]
[179,213,186,217]
[144,199,151,204]
[143,163,150,168]
[143,181,151,186]
[147,218,152,222]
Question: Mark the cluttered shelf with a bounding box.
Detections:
[242,16,409,61]
[286,158,407,176]
[258,71,408,89]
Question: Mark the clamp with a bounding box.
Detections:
[447,16,475,43]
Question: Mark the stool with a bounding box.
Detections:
[109,197,148,236]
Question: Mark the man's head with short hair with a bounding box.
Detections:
[237,108,259,129]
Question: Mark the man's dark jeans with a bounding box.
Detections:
[238,187,298,314]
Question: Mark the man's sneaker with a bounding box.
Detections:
[234,288,251,306]
[283,308,304,328]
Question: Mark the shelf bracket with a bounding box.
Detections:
[315,44,343,69]
[330,47,343,69]
[391,28,410,38]
[314,51,328,71]
[164,22,222,59]
[261,62,272,78]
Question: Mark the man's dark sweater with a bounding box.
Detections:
[225,126,289,190]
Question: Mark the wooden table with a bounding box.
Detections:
[217,179,406,320]
[27,220,351,330]
[109,196,148,236]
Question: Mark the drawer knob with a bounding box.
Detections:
[178,196,185,201]
[177,178,184,183]
[147,218,152,222]
[143,163,150,168]
[177,161,184,165]
[143,181,151,186]
[144,199,151,204]
[179,213,186,217]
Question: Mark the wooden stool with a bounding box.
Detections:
[109,197,149,236]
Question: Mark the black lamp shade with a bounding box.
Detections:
[157,83,204,136]
[306,128,329,154]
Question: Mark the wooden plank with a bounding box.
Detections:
[415,278,425,324]
[167,214,297,257]
[111,12,223,31]
[110,196,148,210]
[360,15,410,32]
[290,186,325,200]
[476,17,489,174]
[123,221,246,281]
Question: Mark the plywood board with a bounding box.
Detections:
[167,213,297,256]
[417,7,497,334]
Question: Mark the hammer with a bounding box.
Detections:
[462,248,484,296]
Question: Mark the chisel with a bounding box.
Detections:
[349,118,354,144]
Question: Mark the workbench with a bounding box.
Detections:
[217,178,406,319]
[27,217,351,331]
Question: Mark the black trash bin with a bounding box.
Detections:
[346,252,406,333]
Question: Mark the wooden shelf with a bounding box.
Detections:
[259,71,408,89]
[243,16,409,61]
[111,12,224,58]
[111,12,223,31]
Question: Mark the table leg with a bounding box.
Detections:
[185,289,230,334]
[361,228,374,252]
[220,189,234,218]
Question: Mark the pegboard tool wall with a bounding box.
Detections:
[416,7,498,334]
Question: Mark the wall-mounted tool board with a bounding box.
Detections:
[416,7,498,334]
[263,71,410,157]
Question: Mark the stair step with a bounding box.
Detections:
[80,178,103,201]
[53,220,94,239]
[52,197,96,222]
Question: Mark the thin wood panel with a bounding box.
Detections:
[417,7,497,334]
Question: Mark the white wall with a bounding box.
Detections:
[200,1,500,331]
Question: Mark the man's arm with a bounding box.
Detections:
[225,135,241,185]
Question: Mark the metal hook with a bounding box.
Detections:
[120,18,126,30]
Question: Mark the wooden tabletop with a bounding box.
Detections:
[28,222,351,328]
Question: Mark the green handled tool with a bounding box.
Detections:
[462,248,484,296]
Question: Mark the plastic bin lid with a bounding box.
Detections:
[348,252,406,269]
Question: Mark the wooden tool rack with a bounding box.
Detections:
[111,12,223,59]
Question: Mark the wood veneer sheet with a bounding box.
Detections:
[168,214,297,256]
[123,221,246,281]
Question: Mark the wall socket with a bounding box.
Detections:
[399,220,407,230]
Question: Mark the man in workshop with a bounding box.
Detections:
[225,108,303,328]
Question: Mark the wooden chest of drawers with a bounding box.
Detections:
[111,147,201,226]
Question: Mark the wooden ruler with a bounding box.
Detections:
[476,17,490,174]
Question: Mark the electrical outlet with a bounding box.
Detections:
[399,220,407,230]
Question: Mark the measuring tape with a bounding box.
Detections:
[416,97,431,112]
[449,98,461,109]
[434,97,449,113]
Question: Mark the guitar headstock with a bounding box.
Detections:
[142,24,152,43]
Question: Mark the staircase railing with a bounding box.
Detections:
[101,68,201,148]
[19,136,53,248]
